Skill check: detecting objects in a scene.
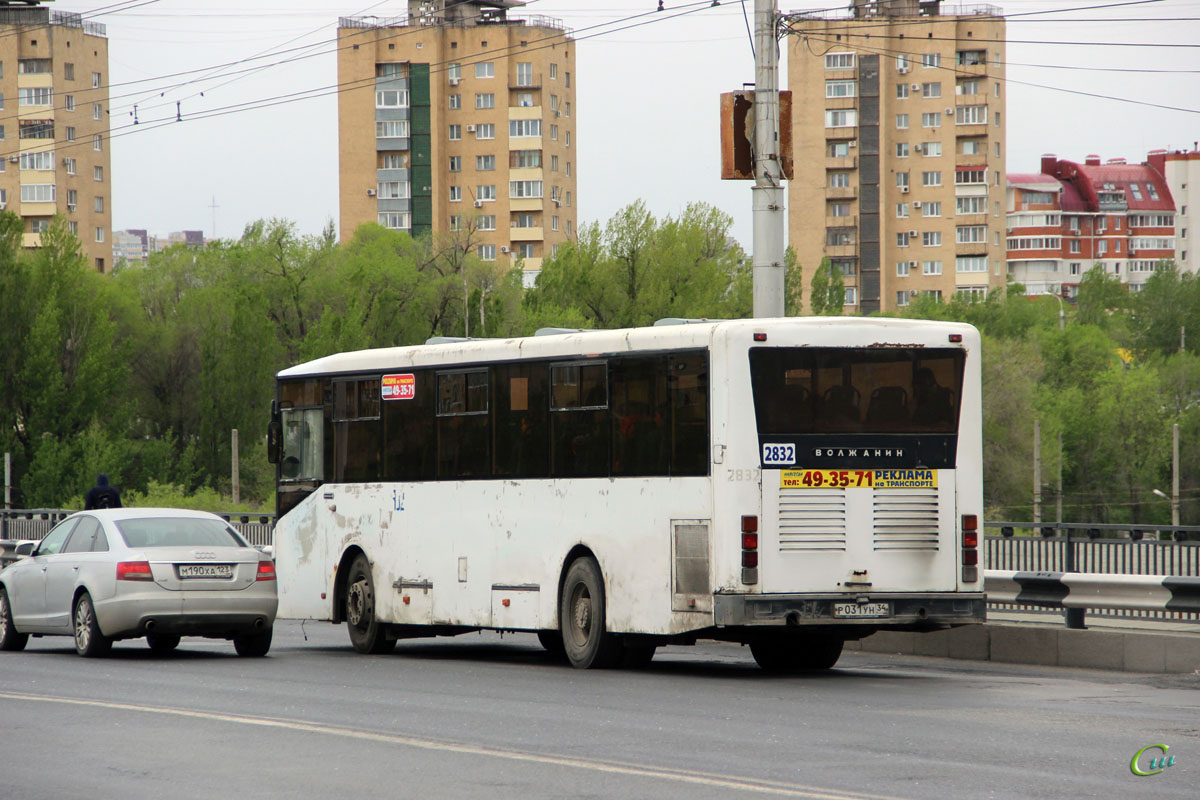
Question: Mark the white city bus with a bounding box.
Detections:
[267,317,985,670]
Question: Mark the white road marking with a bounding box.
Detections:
[0,690,913,800]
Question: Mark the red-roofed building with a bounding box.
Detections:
[1006,154,1176,296]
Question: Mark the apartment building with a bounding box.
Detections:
[1006,154,1176,296]
[786,0,1007,313]
[113,228,205,266]
[1146,147,1198,275]
[0,4,112,271]
[338,0,576,286]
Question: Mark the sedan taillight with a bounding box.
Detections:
[116,561,153,581]
[256,561,277,582]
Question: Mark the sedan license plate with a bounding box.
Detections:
[178,564,234,579]
[833,602,891,619]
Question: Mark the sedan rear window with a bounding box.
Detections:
[116,518,247,549]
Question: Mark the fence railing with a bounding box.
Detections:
[1,509,275,549]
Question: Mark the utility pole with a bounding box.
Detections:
[209,195,219,240]
[751,0,785,318]
[1172,423,1180,527]
[1032,419,1041,526]
[231,429,240,506]
[1056,431,1063,525]
[3,452,10,509]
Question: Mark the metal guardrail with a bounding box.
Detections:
[0,509,275,550]
[987,570,1200,614]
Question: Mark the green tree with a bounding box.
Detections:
[808,257,844,315]
[1075,264,1127,329]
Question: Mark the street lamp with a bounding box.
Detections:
[1041,291,1065,331]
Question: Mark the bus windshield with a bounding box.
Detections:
[749,347,965,435]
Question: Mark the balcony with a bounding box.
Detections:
[826,126,857,140]
[510,226,544,242]
[827,185,857,200]
[509,73,542,90]
[826,155,857,170]
[826,214,857,228]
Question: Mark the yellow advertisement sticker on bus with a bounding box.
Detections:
[781,469,937,489]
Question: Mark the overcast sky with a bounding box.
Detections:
[84,0,1199,248]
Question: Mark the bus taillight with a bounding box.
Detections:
[741,515,759,584]
[961,514,979,582]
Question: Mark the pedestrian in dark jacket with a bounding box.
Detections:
[84,474,122,510]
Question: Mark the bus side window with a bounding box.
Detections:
[333,379,382,482]
[493,363,549,478]
[383,370,436,481]
[436,370,490,479]
[670,355,709,476]
[610,355,669,477]
[550,362,609,478]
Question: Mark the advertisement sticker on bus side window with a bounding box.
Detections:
[382,373,416,401]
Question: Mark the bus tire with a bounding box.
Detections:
[560,557,622,669]
[751,635,843,672]
[345,554,396,655]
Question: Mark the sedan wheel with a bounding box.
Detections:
[147,635,182,653]
[233,628,273,657]
[73,593,112,658]
[0,588,29,652]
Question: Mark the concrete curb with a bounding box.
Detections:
[845,623,1200,673]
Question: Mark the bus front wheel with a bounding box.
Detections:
[750,635,844,672]
[560,557,622,669]
[345,554,396,655]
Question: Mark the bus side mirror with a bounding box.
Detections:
[267,417,282,464]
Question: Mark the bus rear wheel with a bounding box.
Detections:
[560,557,622,669]
[750,635,844,672]
[345,554,396,655]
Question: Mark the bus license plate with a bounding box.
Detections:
[833,602,891,619]
[178,564,234,579]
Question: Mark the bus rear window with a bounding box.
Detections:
[749,348,965,434]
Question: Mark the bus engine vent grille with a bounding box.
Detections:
[872,489,940,550]
[778,489,846,551]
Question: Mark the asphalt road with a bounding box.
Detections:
[0,621,1196,799]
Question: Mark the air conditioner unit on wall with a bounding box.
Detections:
[913,145,922,153]
[449,77,460,86]
[945,108,954,115]
[366,188,376,196]
[909,230,918,237]
[466,124,476,132]
[8,156,18,163]
[913,201,922,208]
[911,83,921,91]
[900,186,909,194]
[474,200,483,208]
[500,245,510,253]
[898,66,910,75]
[849,140,857,147]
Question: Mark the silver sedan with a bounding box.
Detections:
[0,508,278,657]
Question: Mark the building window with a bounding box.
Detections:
[511,149,541,168]
[476,154,495,171]
[516,92,534,107]
[19,151,54,170]
[922,170,942,187]
[922,232,942,247]
[551,215,559,231]
[449,93,461,110]
[828,142,850,157]
[960,79,981,95]
[957,225,986,243]
[1069,240,1081,254]
[896,113,909,130]
[95,227,105,243]
[825,52,855,69]
[449,156,461,172]
[18,59,51,74]
[896,143,909,158]
[18,87,52,106]
[826,79,857,98]
[65,125,75,142]
[64,62,74,80]
[378,212,410,229]
[922,260,942,275]
[825,109,857,127]
[565,71,570,88]
[20,184,55,203]
[65,158,76,175]
[518,243,535,259]
[955,105,987,125]
[449,124,461,140]
[516,62,534,86]
[376,120,409,138]
[994,141,1001,158]
[477,215,496,231]
[566,191,572,206]
[923,201,942,217]
[922,142,941,157]
[513,213,537,228]
[827,228,855,246]
[94,166,103,182]
[478,244,496,261]
[565,162,571,177]
[896,54,910,72]
[956,256,987,273]
[377,181,408,199]
[896,232,911,247]
[376,90,409,108]
[922,112,941,128]
[957,50,986,66]
[922,53,940,68]
[896,172,910,189]
[450,215,462,230]
[565,132,570,147]
[567,220,573,236]
[550,124,558,140]
[509,119,542,137]
[510,180,543,198]
[896,83,909,99]
[19,120,54,139]
[92,72,102,88]
[829,202,851,217]
[897,261,911,277]
[94,196,104,213]
[956,168,986,185]
[477,185,496,201]
[475,93,495,109]
[896,203,909,218]
[922,82,941,98]
[476,123,495,139]
[550,63,558,80]
[830,172,851,188]
[956,196,985,214]
[448,63,461,80]
[450,186,462,202]
[68,221,77,235]
[896,291,910,306]
[475,62,494,79]
[844,286,857,306]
